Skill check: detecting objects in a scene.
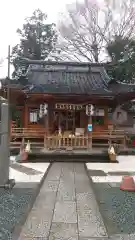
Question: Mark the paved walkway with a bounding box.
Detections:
[18,162,108,239]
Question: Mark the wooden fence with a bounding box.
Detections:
[11,128,127,150]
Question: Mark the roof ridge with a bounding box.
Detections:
[25,60,105,67]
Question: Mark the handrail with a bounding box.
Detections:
[11,128,48,138]
[11,128,126,133]
[11,128,48,133]
[11,128,127,141]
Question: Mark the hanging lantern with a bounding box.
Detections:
[39,104,43,118]
[44,103,48,115]
[39,103,48,118]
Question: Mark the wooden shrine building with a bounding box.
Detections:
[1,60,135,150]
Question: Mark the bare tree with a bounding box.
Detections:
[57,0,135,62]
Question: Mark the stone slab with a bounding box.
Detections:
[52,201,77,223]
[49,222,78,240]
[76,192,107,238]
[19,237,48,240]
[79,238,108,240]
[74,163,108,238]
[41,180,59,192]
[56,180,75,201]
[33,191,56,210]
[19,219,51,238]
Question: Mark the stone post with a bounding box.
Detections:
[0,103,10,185]
[0,102,15,188]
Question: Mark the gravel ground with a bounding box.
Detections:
[0,184,37,240]
[92,181,135,235]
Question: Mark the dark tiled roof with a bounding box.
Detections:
[25,62,112,95]
[3,61,135,98]
[1,78,24,89]
[108,81,135,94]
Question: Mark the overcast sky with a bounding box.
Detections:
[0,0,76,78]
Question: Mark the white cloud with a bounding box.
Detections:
[0,0,74,78]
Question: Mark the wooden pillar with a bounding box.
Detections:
[45,114,49,134]
[24,103,28,128]
[44,104,49,149]
[86,104,93,150]
[80,110,87,128]
[48,103,54,133]
[88,115,92,150]
[104,106,108,128]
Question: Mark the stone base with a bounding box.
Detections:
[0,179,15,189]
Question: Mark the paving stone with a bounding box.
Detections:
[74,174,89,183]
[49,222,78,240]
[61,162,74,168]
[75,181,93,194]
[52,201,77,223]
[74,165,90,183]
[56,180,75,201]
[76,192,107,238]
[76,192,95,206]
[45,171,61,181]
[33,191,56,210]
[19,237,48,240]
[45,165,62,181]
[26,207,54,222]
[49,237,78,240]
[74,163,85,172]
[79,238,108,240]
[19,219,51,239]
[61,167,74,182]
[77,211,107,238]
[74,171,87,178]
[41,180,59,192]
[60,173,74,183]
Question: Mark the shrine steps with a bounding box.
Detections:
[27,150,110,163]
[10,148,111,162]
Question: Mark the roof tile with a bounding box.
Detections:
[26,64,110,95]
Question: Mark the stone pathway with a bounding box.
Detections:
[18,162,108,239]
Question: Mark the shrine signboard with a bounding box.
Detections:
[55,103,83,111]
